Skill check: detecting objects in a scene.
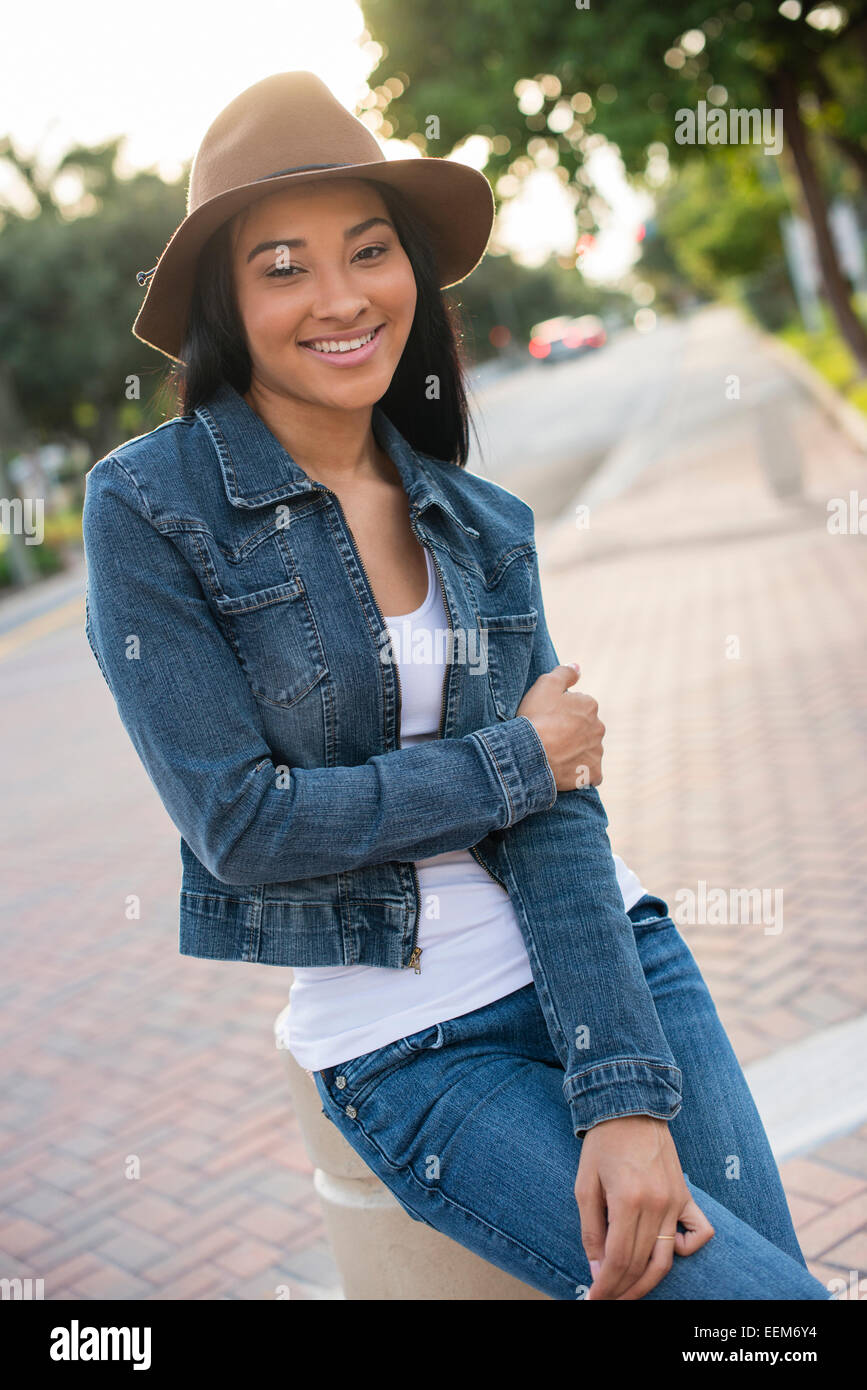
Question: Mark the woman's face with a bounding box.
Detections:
[230,178,417,412]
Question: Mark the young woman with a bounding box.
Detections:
[83,71,830,1301]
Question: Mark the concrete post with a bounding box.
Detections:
[275,1002,551,1300]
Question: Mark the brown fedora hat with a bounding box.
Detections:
[132,70,496,363]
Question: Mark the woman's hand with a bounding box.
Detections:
[517,662,605,790]
[576,1114,715,1300]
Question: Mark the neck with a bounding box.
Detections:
[243,377,396,490]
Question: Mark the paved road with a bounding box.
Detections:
[1,305,865,1299]
[467,315,689,524]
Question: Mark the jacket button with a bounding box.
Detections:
[335,1075,347,1089]
[345,1104,357,1119]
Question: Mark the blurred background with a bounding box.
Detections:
[1,0,866,1301]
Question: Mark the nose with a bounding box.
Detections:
[308,264,370,328]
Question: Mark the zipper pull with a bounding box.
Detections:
[407,946,422,974]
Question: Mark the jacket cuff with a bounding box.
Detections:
[469,715,557,826]
[564,1060,683,1138]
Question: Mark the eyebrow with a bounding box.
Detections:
[246,216,394,264]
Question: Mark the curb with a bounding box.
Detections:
[743,1013,867,1163]
[762,330,867,455]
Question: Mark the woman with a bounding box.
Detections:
[83,71,830,1301]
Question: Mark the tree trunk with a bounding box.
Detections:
[774,70,867,376]
[807,62,867,193]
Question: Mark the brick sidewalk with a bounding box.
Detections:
[538,310,867,1067]
[535,309,867,1292]
[0,620,338,1300]
[1,309,864,1298]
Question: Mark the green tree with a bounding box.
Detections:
[650,148,799,328]
[363,0,867,369]
[0,136,186,458]
[657,152,785,286]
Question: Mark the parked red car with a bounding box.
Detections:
[529,314,606,362]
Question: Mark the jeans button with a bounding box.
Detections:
[335,1075,347,1089]
[345,1104,357,1119]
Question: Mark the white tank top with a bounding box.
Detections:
[279,544,647,1070]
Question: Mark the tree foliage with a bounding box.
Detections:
[365,0,867,362]
[0,137,186,454]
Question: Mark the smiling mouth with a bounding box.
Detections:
[299,323,385,355]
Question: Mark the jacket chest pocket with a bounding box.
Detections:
[476,609,538,720]
[212,576,328,710]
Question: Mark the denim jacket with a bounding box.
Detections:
[82,380,682,1134]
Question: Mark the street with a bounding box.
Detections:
[1,304,865,1298]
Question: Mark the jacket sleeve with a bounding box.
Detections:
[82,455,557,887]
[490,537,683,1135]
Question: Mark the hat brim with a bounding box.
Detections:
[132,157,495,363]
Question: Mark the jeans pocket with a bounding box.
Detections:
[476,611,539,720]
[325,1023,446,1110]
[395,1021,445,1057]
[324,1041,402,1104]
[211,576,328,709]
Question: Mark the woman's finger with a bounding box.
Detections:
[611,1190,715,1300]
[610,1204,657,1300]
[675,1193,715,1256]
[615,1223,678,1300]
[586,1194,641,1300]
[576,1170,608,1299]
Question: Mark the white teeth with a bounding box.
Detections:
[305,327,377,354]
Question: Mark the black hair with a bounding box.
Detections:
[165,178,474,467]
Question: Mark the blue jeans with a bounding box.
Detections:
[313,893,832,1300]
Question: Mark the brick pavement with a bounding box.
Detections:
[1,308,865,1298]
[0,609,338,1299]
[538,309,867,1069]
[535,308,867,1293]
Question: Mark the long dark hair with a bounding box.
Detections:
[165,178,474,467]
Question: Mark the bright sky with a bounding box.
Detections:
[1,0,646,282]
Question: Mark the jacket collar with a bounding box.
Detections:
[195,380,479,538]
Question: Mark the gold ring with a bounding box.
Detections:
[656,1235,676,1241]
